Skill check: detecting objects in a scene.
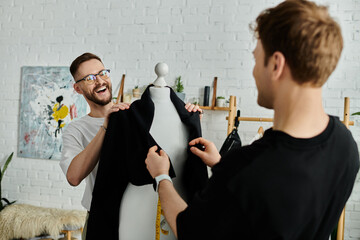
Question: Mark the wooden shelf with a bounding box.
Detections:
[199,106,231,111]
[199,95,237,136]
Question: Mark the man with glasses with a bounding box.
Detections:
[60,52,202,239]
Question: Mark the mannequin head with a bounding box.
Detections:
[153,62,169,87]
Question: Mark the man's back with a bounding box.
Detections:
[176,115,359,240]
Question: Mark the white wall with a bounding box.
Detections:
[0,0,359,238]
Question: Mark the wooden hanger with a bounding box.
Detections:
[257,126,264,135]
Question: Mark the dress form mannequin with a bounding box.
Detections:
[119,63,188,240]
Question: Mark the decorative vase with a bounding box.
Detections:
[132,88,141,98]
[123,94,132,103]
[216,98,225,107]
[203,86,210,106]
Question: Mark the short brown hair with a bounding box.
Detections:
[252,0,343,86]
[70,53,102,78]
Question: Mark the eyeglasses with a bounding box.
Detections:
[75,69,111,85]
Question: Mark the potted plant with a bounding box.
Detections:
[0,152,16,212]
[132,85,141,98]
[216,96,226,107]
[174,76,185,101]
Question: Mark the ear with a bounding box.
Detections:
[270,51,286,80]
[73,82,83,95]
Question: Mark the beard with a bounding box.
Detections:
[83,83,113,106]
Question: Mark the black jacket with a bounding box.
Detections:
[86,85,208,240]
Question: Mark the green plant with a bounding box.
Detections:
[217,96,225,99]
[352,112,360,116]
[134,85,139,89]
[174,76,184,93]
[0,152,16,211]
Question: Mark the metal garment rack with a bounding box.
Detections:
[201,94,353,240]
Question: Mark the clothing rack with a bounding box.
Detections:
[226,97,354,131]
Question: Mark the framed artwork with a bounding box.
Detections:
[18,66,88,160]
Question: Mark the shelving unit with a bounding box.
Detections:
[200,95,237,135]
[199,77,237,135]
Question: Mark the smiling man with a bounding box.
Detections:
[60,53,130,239]
[145,1,359,239]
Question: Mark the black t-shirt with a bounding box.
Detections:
[177,116,359,240]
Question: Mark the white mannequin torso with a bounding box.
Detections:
[149,87,188,193]
[119,86,188,240]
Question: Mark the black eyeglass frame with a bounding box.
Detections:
[75,69,111,84]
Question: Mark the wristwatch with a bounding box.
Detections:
[155,174,173,192]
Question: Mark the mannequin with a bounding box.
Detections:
[119,63,188,239]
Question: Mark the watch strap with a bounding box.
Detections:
[155,174,173,192]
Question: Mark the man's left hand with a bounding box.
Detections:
[145,146,170,178]
[185,103,204,120]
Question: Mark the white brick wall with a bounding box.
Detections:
[0,0,359,238]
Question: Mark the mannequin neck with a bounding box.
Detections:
[153,77,167,87]
[149,86,170,102]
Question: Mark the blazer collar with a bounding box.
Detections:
[136,84,201,137]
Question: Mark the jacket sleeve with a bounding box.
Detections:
[86,111,129,240]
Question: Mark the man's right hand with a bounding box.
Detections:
[103,102,130,128]
[189,137,221,168]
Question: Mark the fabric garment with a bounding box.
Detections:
[118,87,187,239]
[86,85,208,240]
[219,109,242,156]
[219,128,242,156]
[177,115,359,240]
[60,114,104,211]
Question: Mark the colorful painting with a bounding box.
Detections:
[18,66,87,160]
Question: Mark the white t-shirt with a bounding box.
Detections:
[60,114,104,211]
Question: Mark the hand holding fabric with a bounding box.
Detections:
[189,137,221,168]
[145,145,170,178]
[185,103,203,120]
[103,102,130,128]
